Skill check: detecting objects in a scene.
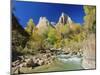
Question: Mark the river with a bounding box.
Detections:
[56,53,84,71]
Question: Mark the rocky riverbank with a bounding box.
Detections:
[12,52,56,74]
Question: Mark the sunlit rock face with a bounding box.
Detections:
[58,12,73,25]
[37,17,50,28]
[35,13,73,34]
[36,17,50,34]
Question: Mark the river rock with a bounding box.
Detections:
[38,59,44,66]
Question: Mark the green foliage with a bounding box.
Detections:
[47,27,62,48]
[25,18,35,35]
[71,32,86,42]
[47,28,57,44]
[83,6,96,33]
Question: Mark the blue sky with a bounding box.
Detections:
[13,1,85,28]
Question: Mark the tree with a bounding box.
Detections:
[83,6,96,33]
[25,18,35,35]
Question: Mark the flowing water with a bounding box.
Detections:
[56,54,84,71]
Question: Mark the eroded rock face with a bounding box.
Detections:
[36,17,50,34]
[82,34,96,69]
[58,12,73,25]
